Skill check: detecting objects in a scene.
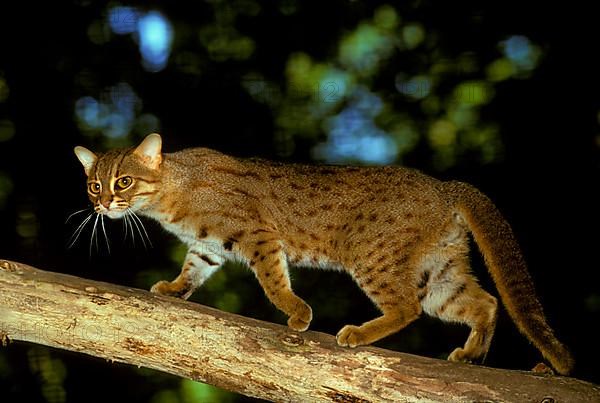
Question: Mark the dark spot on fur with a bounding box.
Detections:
[417,271,430,288]
[200,255,219,266]
[213,166,261,179]
[437,259,454,279]
[438,283,467,314]
[231,230,245,239]
[223,240,233,251]
[369,213,377,221]
[287,196,297,203]
[291,183,303,190]
[198,226,208,238]
[270,174,283,180]
[356,213,364,220]
[267,247,281,255]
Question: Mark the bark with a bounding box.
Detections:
[0,259,598,402]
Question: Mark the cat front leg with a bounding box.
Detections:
[247,239,312,331]
[150,248,223,300]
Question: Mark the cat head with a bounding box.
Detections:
[74,133,163,219]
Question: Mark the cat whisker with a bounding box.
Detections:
[89,213,100,257]
[67,212,94,248]
[129,209,153,248]
[124,211,134,245]
[100,214,110,254]
[127,209,147,249]
[65,208,90,224]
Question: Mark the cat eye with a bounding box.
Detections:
[88,182,101,194]
[116,176,133,190]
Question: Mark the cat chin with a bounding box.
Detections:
[104,210,127,219]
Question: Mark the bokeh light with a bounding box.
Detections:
[138,11,173,72]
[107,7,173,72]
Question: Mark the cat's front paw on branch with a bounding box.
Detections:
[150,279,194,300]
[287,302,312,332]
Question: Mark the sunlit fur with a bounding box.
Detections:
[73,134,574,375]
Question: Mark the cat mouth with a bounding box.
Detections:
[95,204,128,219]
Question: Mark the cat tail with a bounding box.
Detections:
[445,180,574,376]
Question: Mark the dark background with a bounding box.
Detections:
[0,1,598,402]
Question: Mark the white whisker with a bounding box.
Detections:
[124,212,133,245]
[101,214,110,254]
[127,210,146,249]
[65,208,90,224]
[130,210,153,248]
[127,209,152,249]
[89,214,100,257]
[68,213,94,248]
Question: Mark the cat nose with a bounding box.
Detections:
[100,196,112,208]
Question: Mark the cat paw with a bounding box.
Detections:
[287,303,312,332]
[447,347,475,364]
[150,280,171,295]
[336,325,366,348]
[150,280,193,300]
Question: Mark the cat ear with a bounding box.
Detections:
[74,146,97,176]
[134,133,163,170]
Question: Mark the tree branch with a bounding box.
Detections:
[0,259,597,402]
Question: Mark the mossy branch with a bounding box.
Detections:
[0,259,598,402]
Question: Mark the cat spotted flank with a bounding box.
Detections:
[74,133,574,375]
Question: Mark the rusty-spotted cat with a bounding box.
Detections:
[74,133,573,375]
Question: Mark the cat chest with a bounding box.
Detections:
[164,222,243,261]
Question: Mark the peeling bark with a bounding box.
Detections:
[0,259,598,402]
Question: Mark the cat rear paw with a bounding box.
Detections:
[448,347,482,364]
[287,303,312,332]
